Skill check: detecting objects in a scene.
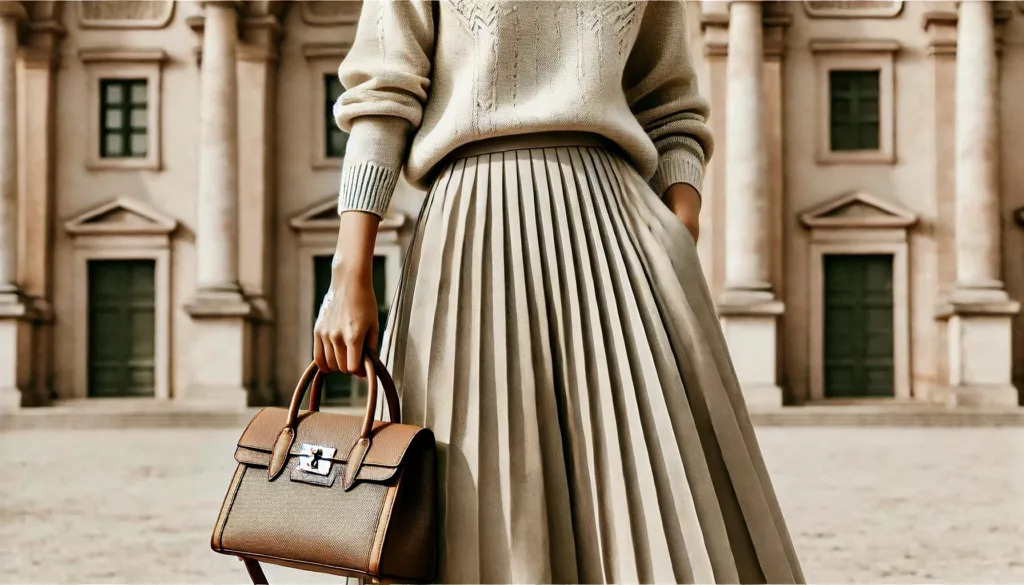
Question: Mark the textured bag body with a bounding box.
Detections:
[211,356,437,584]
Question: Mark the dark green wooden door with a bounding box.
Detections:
[313,255,389,406]
[88,260,156,397]
[824,254,895,398]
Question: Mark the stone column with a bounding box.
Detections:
[718,0,785,409]
[237,13,282,406]
[954,1,999,290]
[0,1,32,411]
[20,6,62,408]
[724,0,769,294]
[938,1,1019,408]
[196,1,240,294]
[184,1,253,408]
[0,2,21,293]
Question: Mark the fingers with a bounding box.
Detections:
[312,335,329,372]
[368,320,379,352]
[327,331,345,373]
[347,333,365,377]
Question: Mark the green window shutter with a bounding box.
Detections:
[100,79,148,158]
[828,70,881,152]
[324,75,349,158]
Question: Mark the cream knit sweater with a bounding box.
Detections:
[335,0,714,218]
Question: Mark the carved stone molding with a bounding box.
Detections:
[0,2,27,20]
[300,1,360,26]
[78,0,175,29]
[803,1,904,19]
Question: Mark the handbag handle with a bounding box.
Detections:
[267,352,402,485]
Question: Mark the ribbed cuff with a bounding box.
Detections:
[337,160,400,219]
[649,149,706,200]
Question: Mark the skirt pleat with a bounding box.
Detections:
[378,142,804,584]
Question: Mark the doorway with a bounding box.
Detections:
[87,259,157,397]
[823,254,895,398]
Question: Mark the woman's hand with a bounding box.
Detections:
[663,183,701,243]
[313,211,381,376]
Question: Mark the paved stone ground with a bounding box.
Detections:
[1,427,1022,584]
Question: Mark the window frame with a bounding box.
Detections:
[811,40,898,165]
[81,49,166,171]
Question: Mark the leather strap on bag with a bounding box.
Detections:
[241,558,268,585]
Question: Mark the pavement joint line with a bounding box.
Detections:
[2,404,1023,430]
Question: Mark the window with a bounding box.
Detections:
[81,49,166,171]
[829,70,880,152]
[100,79,149,158]
[325,74,348,158]
[810,40,898,164]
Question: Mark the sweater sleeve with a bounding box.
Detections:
[623,0,714,200]
[334,1,435,218]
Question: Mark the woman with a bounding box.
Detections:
[314,2,804,583]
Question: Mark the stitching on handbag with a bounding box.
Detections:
[369,482,399,574]
[213,463,246,551]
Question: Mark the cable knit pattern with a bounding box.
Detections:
[335,0,713,218]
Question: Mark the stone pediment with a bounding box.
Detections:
[799,190,918,229]
[64,197,178,236]
[290,198,407,232]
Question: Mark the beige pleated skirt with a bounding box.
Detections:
[378,133,805,584]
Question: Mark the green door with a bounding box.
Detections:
[88,260,156,397]
[313,255,389,406]
[824,254,895,398]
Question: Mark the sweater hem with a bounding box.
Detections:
[337,161,400,219]
[650,152,705,200]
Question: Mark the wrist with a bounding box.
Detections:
[664,183,701,216]
[332,255,373,283]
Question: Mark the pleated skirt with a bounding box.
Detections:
[378,133,805,584]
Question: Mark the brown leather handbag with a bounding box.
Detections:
[211,355,436,584]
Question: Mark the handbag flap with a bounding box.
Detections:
[235,407,424,469]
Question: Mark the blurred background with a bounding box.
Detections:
[0,0,1022,583]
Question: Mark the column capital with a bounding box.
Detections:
[924,10,958,56]
[0,2,26,21]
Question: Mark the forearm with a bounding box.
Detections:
[625,1,714,199]
[331,211,380,285]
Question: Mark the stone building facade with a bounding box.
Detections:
[0,0,1021,412]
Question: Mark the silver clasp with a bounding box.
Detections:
[295,443,336,476]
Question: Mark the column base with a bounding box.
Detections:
[937,289,1020,410]
[0,387,22,412]
[741,384,785,410]
[718,293,786,410]
[184,289,254,409]
[0,291,38,412]
[947,384,1019,408]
